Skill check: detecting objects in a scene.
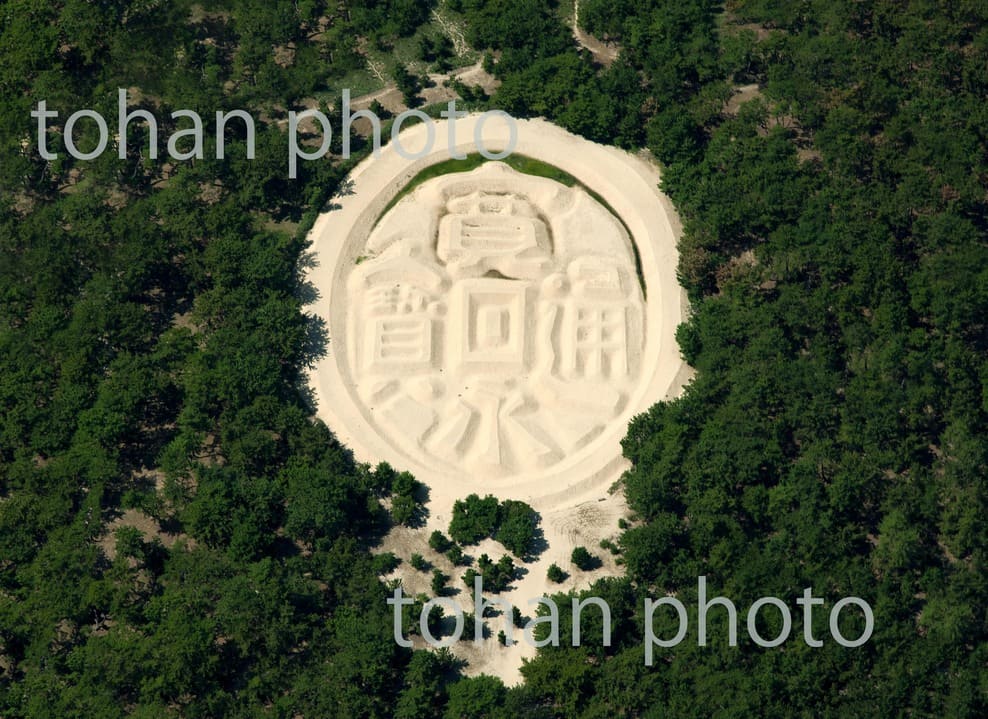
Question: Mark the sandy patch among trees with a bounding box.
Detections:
[305,116,690,682]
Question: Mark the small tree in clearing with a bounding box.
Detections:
[571,546,595,570]
[547,563,566,583]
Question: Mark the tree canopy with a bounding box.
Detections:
[0,1,984,717]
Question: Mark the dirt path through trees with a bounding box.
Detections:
[572,0,619,66]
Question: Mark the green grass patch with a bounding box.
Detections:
[379,153,578,217]
[327,67,383,101]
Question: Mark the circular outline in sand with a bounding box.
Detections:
[305,115,690,503]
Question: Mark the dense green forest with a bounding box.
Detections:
[1,0,985,717]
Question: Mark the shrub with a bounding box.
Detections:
[426,603,444,638]
[366,462,398,495]
[495,500,540,558]
[391,494,416,526]
[372,552,401,575]
[449,494,501,545]
[393,63,422,107]
[114,526,146,561]
[390,469,419,498]
[571,546,596,570]
[410,553,429,572]
[464,554,515,593]
[447,543,466,565]
[429,530,452,553]
[368,99,391,120]
[546,563,567,583]
[449,495,541,558]
[462,612,477,639]
[484,554,516,592]
[431,569,447,595]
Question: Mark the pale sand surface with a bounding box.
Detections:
[304,116,690,683]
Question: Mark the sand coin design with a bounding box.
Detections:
[348,162,643,478]
[307,117,689,500]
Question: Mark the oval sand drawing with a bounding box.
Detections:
[307,116,691,501]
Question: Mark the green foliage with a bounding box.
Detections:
[0,3,419,713]
[546,563,566,583]
[570,546,595,571]
[382,464,425,527]
[350,0,435,40]
[418,34,455,71]
[394,649,454,719]
[393,62,423,107]
[410,552,429,572]
[475,553,516,593]
[443,674,507,719]
[429,530,452,553]
[372,551,402,575]
[513,2,988,716]
[446,543,466,566]
[448,494,502,545]
[449,494,540,557]
[113,526,146,561]
[391,493,418,526]
[493,500,540,558]
[457,0,572,75]
[2,1,986,717]
[580,0,648,39]
[430,568,447,595]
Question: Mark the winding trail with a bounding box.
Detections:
[366,56,387,84]
[432,3,469,57]
[572,0,620,66]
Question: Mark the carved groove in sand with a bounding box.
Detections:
[346,163,644,479]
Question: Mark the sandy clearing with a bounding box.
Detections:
[305,115,691,682]
[724,83,763,116]
[98,508,192,561]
